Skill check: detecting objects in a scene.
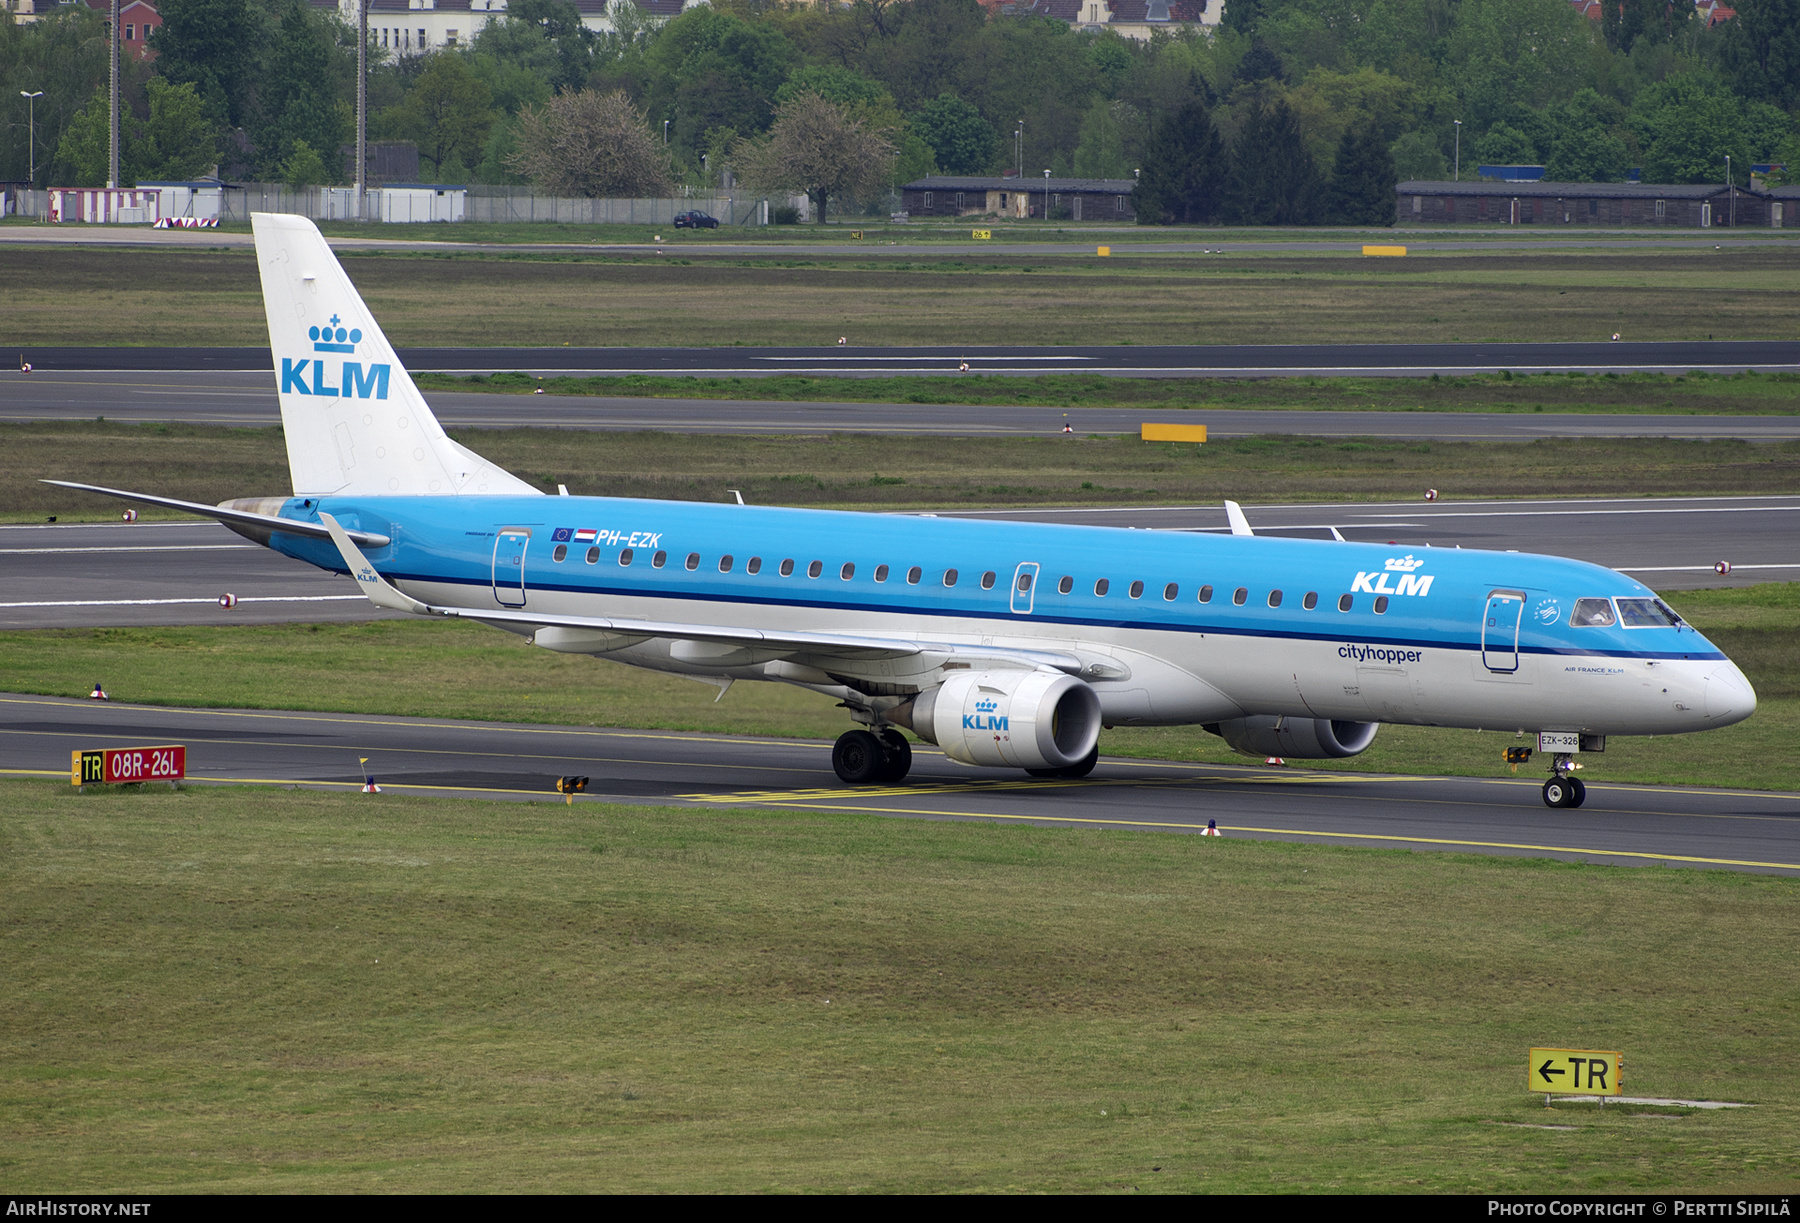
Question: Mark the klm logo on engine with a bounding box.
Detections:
[964,696,1008,732]
[280,314,390,400]
[1351,554,1434,598]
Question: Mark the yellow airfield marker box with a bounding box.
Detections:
[1142,423,1208,443]
[1363,244,1407,257]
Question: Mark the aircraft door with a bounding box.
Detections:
[1010,562,1040,614]
[493,528,530,607]
[1481,590,1525,672]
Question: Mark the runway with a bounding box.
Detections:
[8,494,1795,632]
[4,692,1795,875]
[8,371,1800,442]
[16,339,1799,378]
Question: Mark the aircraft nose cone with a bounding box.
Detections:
[1704,663,1757,724]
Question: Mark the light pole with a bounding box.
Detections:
[663,119,670,145]
[1726,154,1734,226]
[1043,168,1050,221]
[1453,119,1461,182]
[356,0,367,220]
[107,0,119,187]
[20,91,42,189]
[1015,120,1023,179]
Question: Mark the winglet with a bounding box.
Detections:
[318,512,434,615]
[1224,500,1254,537]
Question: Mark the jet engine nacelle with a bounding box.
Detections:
[895,670,1102,770]
[1210,716,1379,759]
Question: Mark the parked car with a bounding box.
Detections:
[673,211,719,229]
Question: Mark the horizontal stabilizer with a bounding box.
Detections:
[42,480,391,547]
[318,512,432,614]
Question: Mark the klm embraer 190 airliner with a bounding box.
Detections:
[51,214,1758,808]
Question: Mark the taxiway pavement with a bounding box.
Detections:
[5,692,1794,876]
[8,372,1800,442]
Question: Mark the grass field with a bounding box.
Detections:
[6,243,1800,347]
[3,780,1797,1192]
[418,367,1800,417]
[4,584,1793,791]
[12,421,1800,521]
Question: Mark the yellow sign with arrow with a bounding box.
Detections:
[1529,1048,1622,1096]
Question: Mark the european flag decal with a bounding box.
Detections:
[552,527,574,542]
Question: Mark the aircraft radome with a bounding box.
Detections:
[48,214,1757,808]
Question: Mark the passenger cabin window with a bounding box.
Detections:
[719,555,734,573]
[1163,583,1178,601]
[553,544,568,563]
[875,565,889,582]
[1268,590,1283,608]
[907,566,922,584]
[1017,572,1033,592]
[1232,587,1248,606]
[619,548,635,566]
[747,557,762,574]
[807,560,823,578]
[1197,585,1213,604]
[943,569,959,587]
[780,559,795,576]
[1571,598,1616,627]
[1374,596,1390,614]
[652,550,667,568]
[980,571,996,590]
[1094,578,1110,596]
[1128,580,1144,599]
[1303,592,1318,610]
[841,562,855,580]
[685,552,700,571]
[1617,598,1681,627]
[585,546,600,564]
[1058,575,1073,594]
[1338,594,1353,612]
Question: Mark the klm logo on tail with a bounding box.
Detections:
[280,314,390,400]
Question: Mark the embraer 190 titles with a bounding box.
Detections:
[47,214,1758,809]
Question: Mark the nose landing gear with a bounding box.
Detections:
[1541,753,1586,808]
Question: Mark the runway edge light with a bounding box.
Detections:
[1529,1047,1622,1104]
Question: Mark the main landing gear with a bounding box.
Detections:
[832,727,912,785]
[1541,753,1586,809]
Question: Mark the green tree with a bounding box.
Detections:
[1,6,116,187]
[909,94,998,175]
[1542,91,1629,182]
[1717,0,1800,109]
[281,139,328,189]
[382,53,494,180]
[256,0,348,181]
[1441,0,1595,132]
[1631,74,1751,185]
[149,0,262,131]
[1072,98,1137,180]
[1473,123,1537,166]
[1224,98,1323,225]
[502,0,594,93]
[1131,98,1226,225]
[1325,123,1397,225]
[139,77,218,181]
[643,7,797,167]
[507,89,675,197]
[1390,130,1449,180]
[734,92,895,223]
[52,86,127,187]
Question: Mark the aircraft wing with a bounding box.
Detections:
[316,513,1085,674]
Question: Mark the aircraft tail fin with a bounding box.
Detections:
[250,213,539,499]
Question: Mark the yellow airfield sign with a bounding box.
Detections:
[1529,1048,1622,1095]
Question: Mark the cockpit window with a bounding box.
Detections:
[1570,598,1616,627]
[1617,597,1682,628]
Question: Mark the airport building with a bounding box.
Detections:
[1396,180,1786,229]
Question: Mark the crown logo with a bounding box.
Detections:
[311,314,362,354]
[974,698,999,713]
[1384,554,1426,572]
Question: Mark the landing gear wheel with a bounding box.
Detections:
[1568,777,1586,808]
[876,729,912,783]
[1543,777,1576,808]
[832,729,886,784]
[1027,745,1099,780]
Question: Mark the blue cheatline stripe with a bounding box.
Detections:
[366,569,1725,663]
